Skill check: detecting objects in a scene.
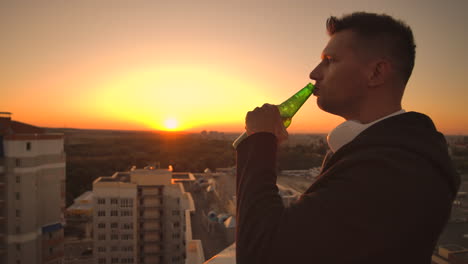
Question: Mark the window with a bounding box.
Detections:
[121,210,132,217]
[97,211,105,217]
[111,198,118,204]
[121,258,134,264]
[98,234,106,240]
[122,223,133,229]
[111,234,118,240]
[121,246,133,252]
[172,233,180,239]
[26,142,31,151]
[172,210,180,216]
[16,176,20,183]
[16,210,20,217]
[176,198,180,205]
[98,223,106,229]
[111,258,119,264]
[111,246,119,252]
[15,192,20,200]
[98,258,106,264]
[173,222,180,228]
[15,226,20,233]
[110,222,118,228]
[98,247,106,252]
[120,198,133,208]
[110,210,118,216]
[16,244,21,251]
[97,198,106,204]
[15,159,21,167]
[121,234,133,240]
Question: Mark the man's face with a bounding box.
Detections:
[310,30,371,119]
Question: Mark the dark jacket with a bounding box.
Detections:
[236,112,460,264]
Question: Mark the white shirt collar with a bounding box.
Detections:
[327,109,406,153]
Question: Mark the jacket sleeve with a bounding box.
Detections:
[236,133,284,264]
[235,133,453,264]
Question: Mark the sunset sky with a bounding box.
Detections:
[1,0,467,134]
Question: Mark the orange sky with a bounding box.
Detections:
[1,0,467,134]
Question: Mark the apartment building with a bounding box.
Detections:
[0,112,66,264]
[93,166,192,264]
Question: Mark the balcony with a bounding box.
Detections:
[144,250,164,256]
[139,190,163,197]
[139,209,162,220]
[140,225,161,232]
[139,214,161,220]
[139,203,163,208]
[141,236,162,243]
[140,256,162,264]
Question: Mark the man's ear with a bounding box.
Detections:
[368,59,391,88]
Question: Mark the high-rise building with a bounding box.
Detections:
[93,165,193,264]
[0,112,66,264]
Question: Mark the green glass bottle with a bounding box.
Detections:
[232,82,315,148]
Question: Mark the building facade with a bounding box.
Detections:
[93,166,192,264]
[0,112,66,264]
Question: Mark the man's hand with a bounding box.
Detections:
[245,103,288,143]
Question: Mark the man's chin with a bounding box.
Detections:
[316,98,327,112]
[317,100,343,117]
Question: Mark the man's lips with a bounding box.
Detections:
[313,87,320,96]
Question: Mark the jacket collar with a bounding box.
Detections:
[327,109,406,153]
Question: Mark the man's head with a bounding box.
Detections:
[310,12,416,122]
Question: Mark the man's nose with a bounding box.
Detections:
[309,64,322,81]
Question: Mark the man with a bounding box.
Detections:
[236,12,460,263]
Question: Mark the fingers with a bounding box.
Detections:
[245,103,288,143]
[250,104,277,114]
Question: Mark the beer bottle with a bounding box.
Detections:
[233,82,315,148]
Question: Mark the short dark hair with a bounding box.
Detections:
[326,12,416,84]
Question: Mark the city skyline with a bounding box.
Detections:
[1,0,467,134]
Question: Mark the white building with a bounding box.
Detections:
[0,112,66,264]
[93,166,201,264]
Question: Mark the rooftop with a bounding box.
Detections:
[204,243,235,264]
[0,112,44,136]
[74,191,93,203]
[94,165,174,186]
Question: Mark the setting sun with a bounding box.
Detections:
[164,118,179,131]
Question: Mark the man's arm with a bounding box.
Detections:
[236,132,283,264]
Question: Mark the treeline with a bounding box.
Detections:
[64,131,327,206]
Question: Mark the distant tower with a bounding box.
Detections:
[0,112,66,264]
